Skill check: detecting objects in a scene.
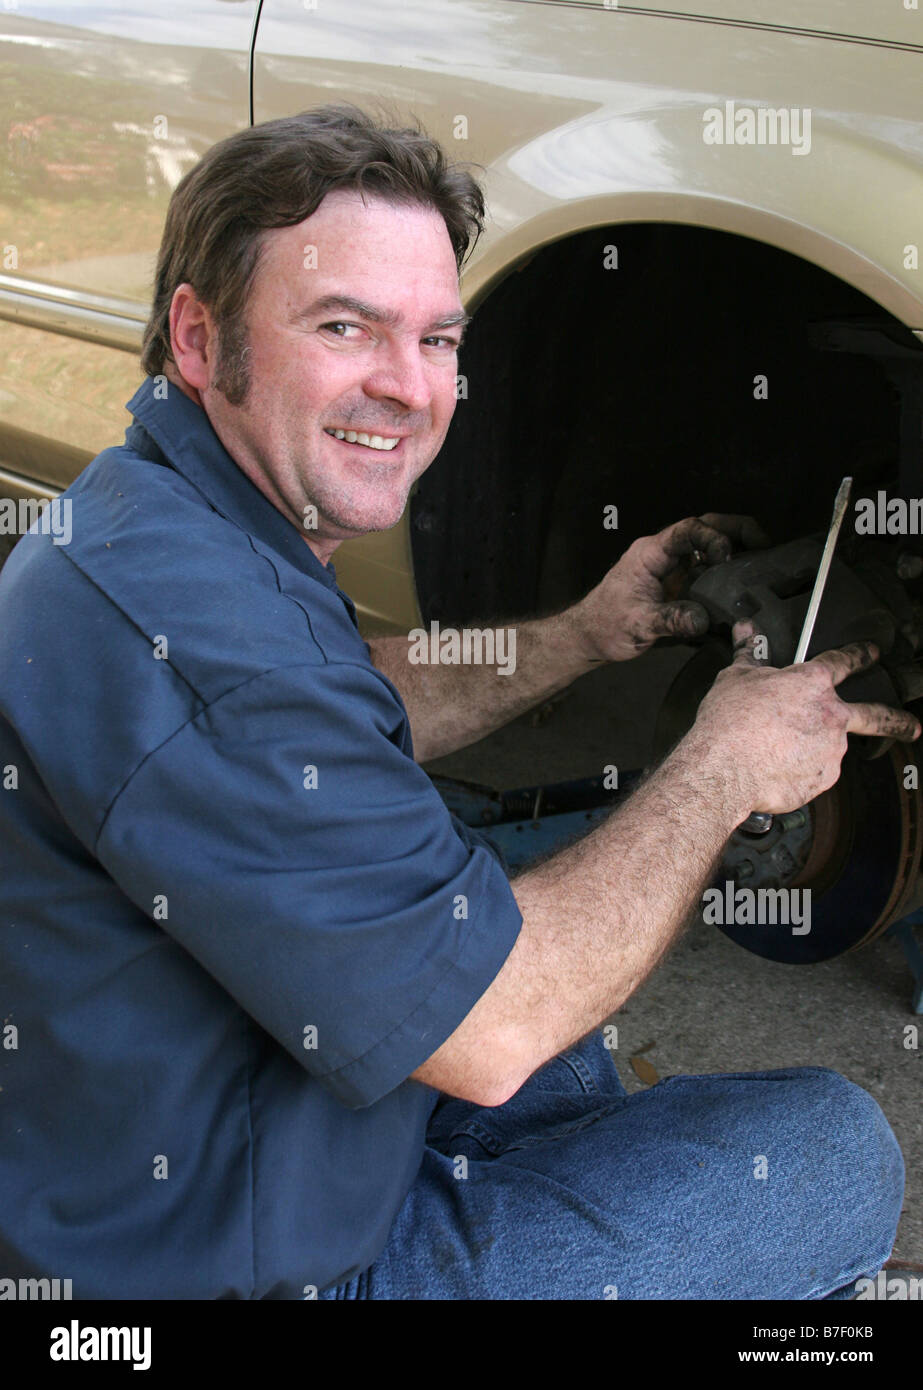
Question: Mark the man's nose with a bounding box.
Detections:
[363,342,433,414]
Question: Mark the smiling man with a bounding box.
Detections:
[164,189,467,552]
[0,105,917,1302]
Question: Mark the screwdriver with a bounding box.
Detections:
[740,476,853,835]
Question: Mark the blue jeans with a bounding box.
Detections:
[319,1030,903,1299]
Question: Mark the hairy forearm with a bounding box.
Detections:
[368,605,599,762]
[412,730,744,1103]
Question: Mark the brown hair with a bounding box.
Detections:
[140,103,486,404]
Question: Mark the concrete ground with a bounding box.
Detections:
[425,646,923,1264]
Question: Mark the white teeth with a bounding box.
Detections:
[325,428,400,451]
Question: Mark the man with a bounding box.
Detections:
[0,105,916,1300]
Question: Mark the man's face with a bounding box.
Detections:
[177,190,467,563]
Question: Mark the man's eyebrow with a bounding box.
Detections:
[291,293,471,335]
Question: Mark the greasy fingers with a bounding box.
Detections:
[656,517,733,570]
[843,701,922,741]
[647,600,710,640]
[808,642,880,686]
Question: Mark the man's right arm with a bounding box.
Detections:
[410,638,922,1106]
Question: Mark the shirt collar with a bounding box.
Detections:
[124,374,344,596]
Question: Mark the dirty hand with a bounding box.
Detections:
[574,514,770,663]
[689,624,922,820]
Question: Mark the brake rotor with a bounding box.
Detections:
[653,638,923,962]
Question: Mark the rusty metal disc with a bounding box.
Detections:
[653,641,923,962]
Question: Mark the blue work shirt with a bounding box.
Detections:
[0,375,522,1299]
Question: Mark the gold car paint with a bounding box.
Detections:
[0,0,256,550]
[253,0,923,626]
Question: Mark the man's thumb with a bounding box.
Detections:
[654,600,710,640]
[731,620,771,666]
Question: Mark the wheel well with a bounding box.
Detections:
[410,223,921,623]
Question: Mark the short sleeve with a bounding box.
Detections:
[95,660,523,1109]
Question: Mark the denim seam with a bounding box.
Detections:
[805,1241,897,1300]
[560,1048,599,1094]
[451,1089,645,1156]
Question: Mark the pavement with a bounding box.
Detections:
[424,645,923,1265]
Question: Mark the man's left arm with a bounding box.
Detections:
[368,513,769,762]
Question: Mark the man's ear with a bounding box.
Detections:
[168,283,215,396]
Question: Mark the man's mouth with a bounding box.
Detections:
[324,427,403,452]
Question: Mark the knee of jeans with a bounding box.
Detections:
[798,1068,905,1213]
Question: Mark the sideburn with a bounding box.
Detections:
[212,319,252,408]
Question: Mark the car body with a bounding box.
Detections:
[1,0,921,630]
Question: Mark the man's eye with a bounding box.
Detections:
[321,322,363,338]
[424,336,461,349]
